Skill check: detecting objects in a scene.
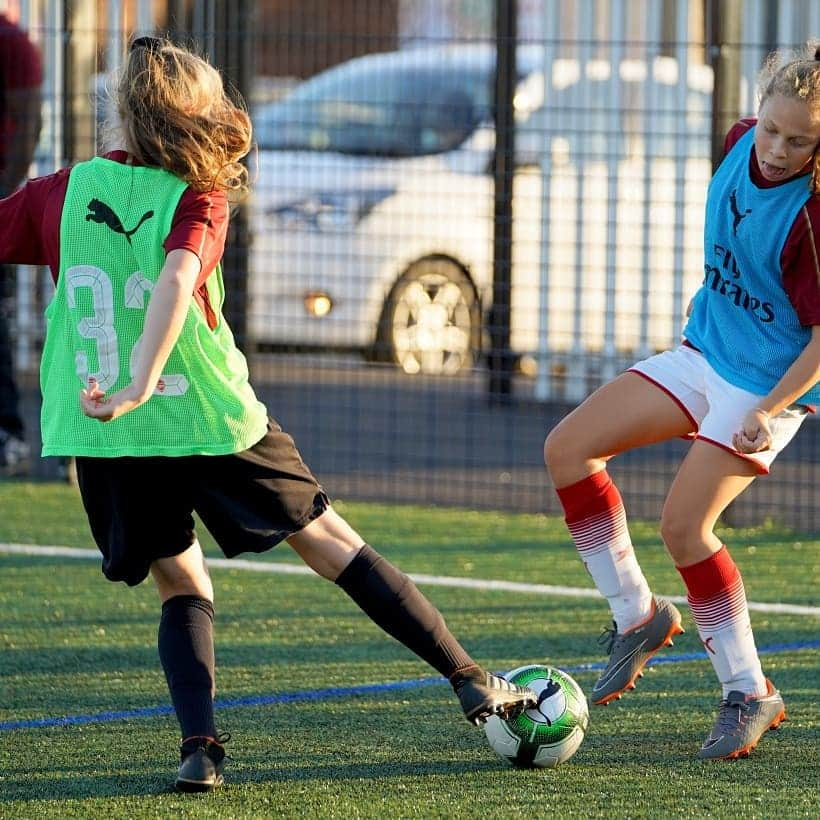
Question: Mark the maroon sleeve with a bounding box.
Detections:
[723,118,756,154]
[0,185,41,263]
[0,167,68,279]
[164,187,230,330]
[781,199,820,327]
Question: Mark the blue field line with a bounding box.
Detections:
[2,638,818,733]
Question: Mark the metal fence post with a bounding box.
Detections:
[210,0,256,354]
[708,0,743,174]
[488,0,516,402]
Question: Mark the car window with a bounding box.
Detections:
[515,83,710,165]
[254,56,492,157]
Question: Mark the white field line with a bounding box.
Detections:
[2,542,819,617]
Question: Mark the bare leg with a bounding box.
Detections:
[663,442,766,697]
[545,371,695,487]
[151,540,213,603]
[660,440,756,567]
[286,506,365,580]
[545,372,695,631]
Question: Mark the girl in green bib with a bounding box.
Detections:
[0,37,535,792]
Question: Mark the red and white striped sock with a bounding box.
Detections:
[677,546,766,697]
[556,470,652,632]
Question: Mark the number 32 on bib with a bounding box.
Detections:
[67,265,189,397]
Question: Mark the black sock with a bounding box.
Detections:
[158,595,217,740]
[335,544,476,679]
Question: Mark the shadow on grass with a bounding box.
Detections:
[0,757,503,802]
[0,645,159,678]
[0,770,176,801]
[215,756,505,788]
[1,718,815,803]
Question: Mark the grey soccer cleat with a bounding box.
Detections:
[698,679,786,760]
[175,735,228,792]
[592,596,684,705]
[454,668,538,726]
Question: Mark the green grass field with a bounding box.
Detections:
[1,480,818,819]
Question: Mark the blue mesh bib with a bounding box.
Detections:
[684,127,819,405]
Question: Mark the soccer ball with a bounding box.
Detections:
[483,665,589,768]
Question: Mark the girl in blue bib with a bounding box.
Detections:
[545,41,820,760]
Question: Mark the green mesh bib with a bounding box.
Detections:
[40,158,268,456]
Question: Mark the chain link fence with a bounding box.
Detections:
[3,0,818,532]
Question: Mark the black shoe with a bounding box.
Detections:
[175,734,229,792]
[453,667,537,726]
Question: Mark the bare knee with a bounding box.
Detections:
[150,541,213,603]
[544,424,571,475]
[544,423,602,487]
[659,507,687,554]
[287,507,365,581]
[659,505,712,565]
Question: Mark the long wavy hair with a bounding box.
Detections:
[758,40,820,196]
[115,37,252,203]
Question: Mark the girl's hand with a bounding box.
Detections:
[732,407,772,453]
[79,377,145,422]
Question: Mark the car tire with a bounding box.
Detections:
[374,256,480,375]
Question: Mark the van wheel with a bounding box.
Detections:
[374,257,479,375]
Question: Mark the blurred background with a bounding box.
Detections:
[2,0,818,532]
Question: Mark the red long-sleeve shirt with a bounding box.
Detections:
[0,151,229,328]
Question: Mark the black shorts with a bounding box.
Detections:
[75,418,329,586]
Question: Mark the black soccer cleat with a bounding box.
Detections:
[453,667,538,726]
[175,734,229,793]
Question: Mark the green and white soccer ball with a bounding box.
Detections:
[483,665,589,768]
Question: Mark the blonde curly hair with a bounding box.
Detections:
[116,37,252,203]
[758,40,820,195]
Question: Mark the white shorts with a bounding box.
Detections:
[629,344,810,474]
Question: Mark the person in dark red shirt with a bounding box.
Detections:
[0,13,42,473]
